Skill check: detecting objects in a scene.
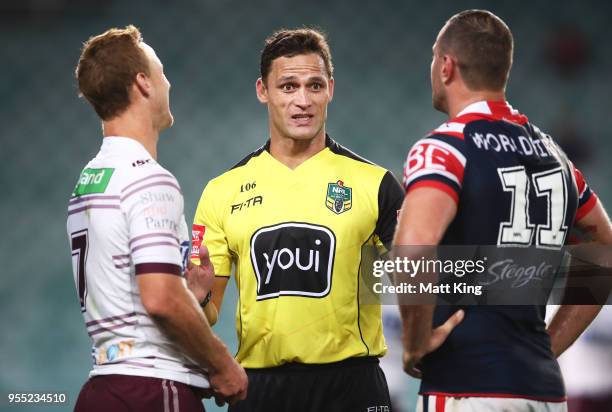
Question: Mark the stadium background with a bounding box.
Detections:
[1,0,611,410]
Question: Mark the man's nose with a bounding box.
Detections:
[293,87,311,108]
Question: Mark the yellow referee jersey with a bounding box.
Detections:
[193,135,404,368]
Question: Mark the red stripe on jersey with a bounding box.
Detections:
[135,263,182,276]
[435,395,446,412]
[421,391,567,403]
[451,102,529,126]
[487,101,529,124]
[408,180,459,204]
[444,150,465,183]
[572,163,587,195]
[575,193,597,222]
[435,131,465,140]
[452,113,491,125]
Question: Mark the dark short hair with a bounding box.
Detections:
[76,25,150,120]
[260,28,333,82]
[438,10,513,91]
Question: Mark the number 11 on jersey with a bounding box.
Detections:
[497,166,568,249]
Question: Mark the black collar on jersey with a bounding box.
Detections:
[231,134,371,170]
[260,134,335,152]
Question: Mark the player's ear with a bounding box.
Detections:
[134,72,152,98]
[440,54,455,85]
[256,77,268,103]
[327,76,334,102]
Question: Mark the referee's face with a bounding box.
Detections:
[257,53,334,143]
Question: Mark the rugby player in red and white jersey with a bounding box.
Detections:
[394,10,612,412]
[68,26,247,411]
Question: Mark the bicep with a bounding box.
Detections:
[137,273,192,315]
[394,186,457,246]
[374,171,405,248]
[192,184,232,275]
[397,135,465,246]
[575,199,612,245]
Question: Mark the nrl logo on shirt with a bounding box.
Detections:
[326,180,352,214]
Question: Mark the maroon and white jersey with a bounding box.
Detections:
[66,136,208,388]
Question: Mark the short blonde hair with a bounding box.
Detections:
[76,25,150,120]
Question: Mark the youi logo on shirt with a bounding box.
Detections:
[250,222,336,300]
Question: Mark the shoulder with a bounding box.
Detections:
[72,155,178,198]
[196,146,266,205]
[405,116,471,161]
[327,138,390,178]
[425,111,498,142]
[230,143,267,170]
[86,147,179,190]
[422,112,491,145]
[429,121,468,141]
[403,129,468,199]
[409,131,467,168]
[207,144,267,188]
[115,162,183,211]
[120,161,179,190]
[327,138,373,164]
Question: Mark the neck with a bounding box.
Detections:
[268,129,327,170]
[447,89,506,119]
[102,106,159,159]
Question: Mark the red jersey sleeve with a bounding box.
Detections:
[572,162,597,222]
[403,134,467,204]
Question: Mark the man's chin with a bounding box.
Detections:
[161,113,174,130]
[432,96,447,114]
[285,126,323,142]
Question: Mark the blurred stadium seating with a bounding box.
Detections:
[1,1,610,410]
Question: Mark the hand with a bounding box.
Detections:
[185,245,215,304]
[402,350,423,379]
[208,356,248,406]
[402,309,464,378]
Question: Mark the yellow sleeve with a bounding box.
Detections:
[192,180,232,277]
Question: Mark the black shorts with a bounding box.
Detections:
[74,374,206,412]
[229,357,391,412]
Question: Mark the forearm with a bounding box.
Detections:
[211,276,229,314]
[396,247,437,355]
[548,201,612,356]
[185,290,218,325]
[151,291,231,371]
[547,304,603,357]
[203,301,218,326]
[394,189,454,355]
[399,304,435,356]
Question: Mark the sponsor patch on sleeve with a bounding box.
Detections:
[190,224,206,258]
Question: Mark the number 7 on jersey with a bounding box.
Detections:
[71,230,89,312]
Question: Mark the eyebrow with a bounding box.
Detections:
[278,75,298,82]
[307,76,326,83]
[277,75,327,83]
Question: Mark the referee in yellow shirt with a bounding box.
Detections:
[192,28,403,411]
